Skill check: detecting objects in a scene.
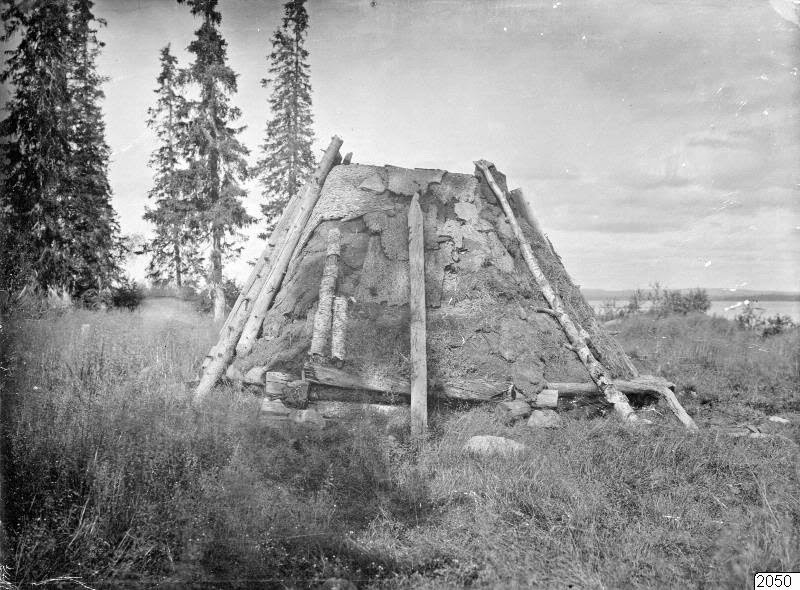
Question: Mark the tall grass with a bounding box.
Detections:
[1,305,798,588]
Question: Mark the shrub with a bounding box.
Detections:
[111,280,144,311]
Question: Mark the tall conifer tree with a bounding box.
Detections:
[0,1,74,291]
[178,0,253,320]
[255,0,315,233]
[0,0,122,296]
[143,45,203,288]
[64,0,123,296]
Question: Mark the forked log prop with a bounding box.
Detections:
[408,193,428,437]
[476,160,639,424]
[193,136,343,402]
[309,227,341,356]
[475,160,697,431]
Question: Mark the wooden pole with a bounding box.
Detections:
[475,160,640,424]
[475,160,697,431]
[331,297,348,363]
[193,136,343,403]
[235,137,344,358]
[309,228,341,356]
[408,193,428,437]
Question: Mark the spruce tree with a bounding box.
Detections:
[255,0,315,233]
[0,1,74,292]
[64,0,123,297]
[178,0,253,320]
[0,0,122,297]
[143,45,203,288]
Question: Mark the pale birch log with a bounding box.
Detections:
[474,159,639,424]
[331,297,348,362]
[235,137,344,358]
[309,228,341,356]
[193,136,343,402]
[408,193,428,437]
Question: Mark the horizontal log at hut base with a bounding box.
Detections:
[301,362,673,405]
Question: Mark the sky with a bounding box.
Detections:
[6,0,799,291]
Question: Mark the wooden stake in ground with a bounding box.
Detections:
[408,193,428,437]
[475,160,697,431]
[331,297,348,363]
[193,136,343,403]
[309,228,341,356]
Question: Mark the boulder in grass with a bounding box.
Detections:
[463,435,526,457]
[527,409,562,429]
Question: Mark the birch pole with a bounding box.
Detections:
[408,193,428,437]
[235,137,344,357]
[309,227,341,356]
[474,160,640,424]
[193,136,343,403]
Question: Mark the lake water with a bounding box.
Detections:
[587,299,800,322]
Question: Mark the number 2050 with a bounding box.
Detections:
[755,573,798,588]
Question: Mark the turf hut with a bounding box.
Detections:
[197,137,697,432]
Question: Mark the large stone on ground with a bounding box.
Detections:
[463,435,526,457]
[527,409,562,429]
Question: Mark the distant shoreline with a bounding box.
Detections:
[581,288,800,302]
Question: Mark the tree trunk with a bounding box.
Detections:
[210,229,224,322]
[408,193,428,438]
[193,136,343,403]
[174,239,182,288]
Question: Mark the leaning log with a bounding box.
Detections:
[408,193,428,437]
[202,176,303,370]
[237,137,344,357]
[309,227,341,356]
[475,159,640,424]
[193,136,343,403]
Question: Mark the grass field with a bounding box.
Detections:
[0,300,798,589]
